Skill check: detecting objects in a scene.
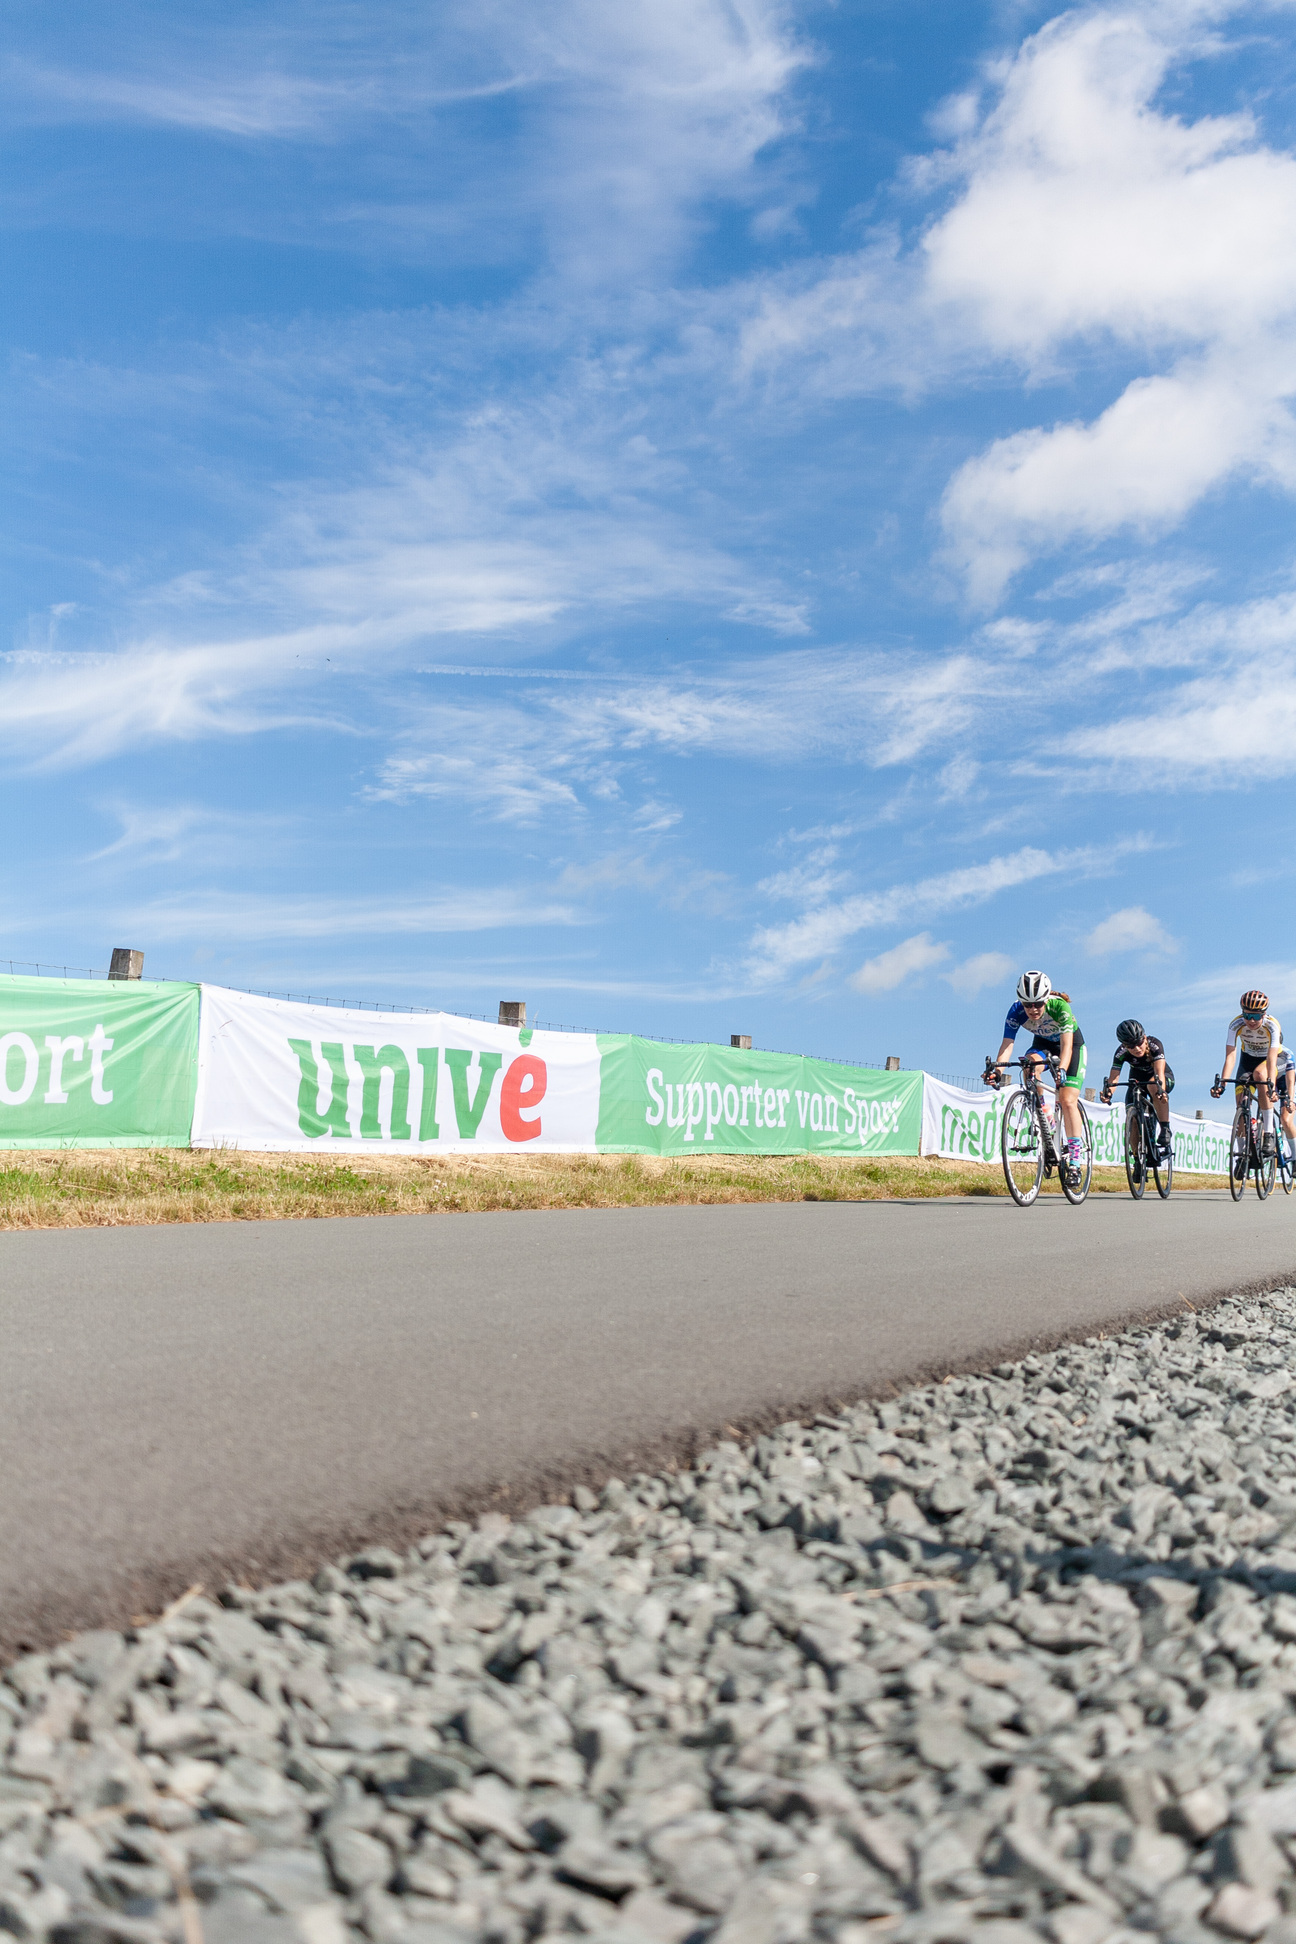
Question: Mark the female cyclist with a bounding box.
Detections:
[990,971,1087,1185]
[1211,990,1284,1155]
[1100,1020,1174,1156]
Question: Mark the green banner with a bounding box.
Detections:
[0,976,200,1148]
[595,1035,922,1157]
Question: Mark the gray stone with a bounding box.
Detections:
[1207,1882,1282,1938]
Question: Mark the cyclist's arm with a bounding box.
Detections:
[1221,1045,1237,1082]
[1267,1044,1280,1086]
[1057,1028,1073,1075]
[1152,1056,1167,1094]
[993,1037,1014,1067]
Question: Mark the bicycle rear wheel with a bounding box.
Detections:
[1060,1100,1093,1206]
[1001,1089,1044,1206]
[1230,1104,1249,1201]
[1152,1118,1173,1200]
[1124,1104,1145,1200]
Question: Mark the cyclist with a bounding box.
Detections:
[1275,1044,1296,1159]
[989,971,1087,1183]
[1210,989,1283,1156]
[1100,1021,1174,1156]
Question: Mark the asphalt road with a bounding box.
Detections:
[3,1192,1296,1652]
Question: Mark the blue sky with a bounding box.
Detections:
[4,0,1296,1100]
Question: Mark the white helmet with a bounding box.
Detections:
[1017,969,1052,1002]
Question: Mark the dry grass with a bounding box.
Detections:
[0,1147,1225,1229]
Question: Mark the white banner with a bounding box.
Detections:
[920,1075,1235,1175]
[191,986,602,1153]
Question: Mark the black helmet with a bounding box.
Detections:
[1116,1019,1145,1047]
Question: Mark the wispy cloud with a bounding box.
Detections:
[125,887,584,943]
[744,839,1150,986]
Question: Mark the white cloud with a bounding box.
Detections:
[850,932,950,995]
[1085,905,1178,956]
[930,5,1296,599]
[942,358,1296,606]
[943,949,1015,999]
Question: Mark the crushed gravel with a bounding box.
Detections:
[10,1289,1296,1944]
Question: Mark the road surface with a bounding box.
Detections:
[2,1192,1295,1651]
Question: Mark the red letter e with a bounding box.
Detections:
[500,1054,547,1142]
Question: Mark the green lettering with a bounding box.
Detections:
[288,1038,352,1138]
[354,1044,412,1140]
[417,1048,440,1140]
[444,1048,503,1139]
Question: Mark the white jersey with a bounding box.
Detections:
[1227,1012,1283,1058]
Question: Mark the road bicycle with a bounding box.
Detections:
[1103,1075,1172,1201]
[983,1054,1093,1208]
[1214,1072,1276,1202]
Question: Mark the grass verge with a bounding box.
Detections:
[0,1147,1225,1229]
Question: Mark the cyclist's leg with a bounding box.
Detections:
[1022,1048,1058,1151]
[1280,1064,1296,1148]
[1252,1055,1279,1152]
[1056,1045,1087,1176]
[1155,1064,1174,1148]
[1057,1043,1087,1143]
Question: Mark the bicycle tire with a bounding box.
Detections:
[1001,1088,1044,1206]
[1124,1103,1145,1200]
[1060,1099,1093,1206]
[1257,1136,1276,1200]
[1151,1117,1173,1200]
[1230,1103,1249,1202]
[1283,1133,1295,1194]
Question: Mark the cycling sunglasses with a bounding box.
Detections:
[1243,1007,1267,1019]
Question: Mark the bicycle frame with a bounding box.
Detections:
[1216,1073,1275,1202]
[1105,1076,1172,1201]
[986,1054,1092,1207]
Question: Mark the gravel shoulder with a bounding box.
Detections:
[0,1149,1223,1229]
[9,1289,1296,1943]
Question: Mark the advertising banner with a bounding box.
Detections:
[921,1074,1233,1174]
[595,1036,922,1157]
[192,985,603,1152]
[0,974,199,1148]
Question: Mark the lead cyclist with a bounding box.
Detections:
[989,970,1088,1186]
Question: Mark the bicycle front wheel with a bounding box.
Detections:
[1001,1089,1044,1206]
[1124,1104,1146,1200]
[1283,1133,1294,1194]
[1152,1118,1173,1200]
[1230,1104,1249,1202]
[1061,1100,1093,1206]
[1257,1134,1276,1200]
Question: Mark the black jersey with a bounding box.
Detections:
[1112,1035,1165,1076]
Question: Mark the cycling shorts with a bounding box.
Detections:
[1027,1034,1087,1090]
[1125,1061,1174,1094]
[1238,1050,1277,1088]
